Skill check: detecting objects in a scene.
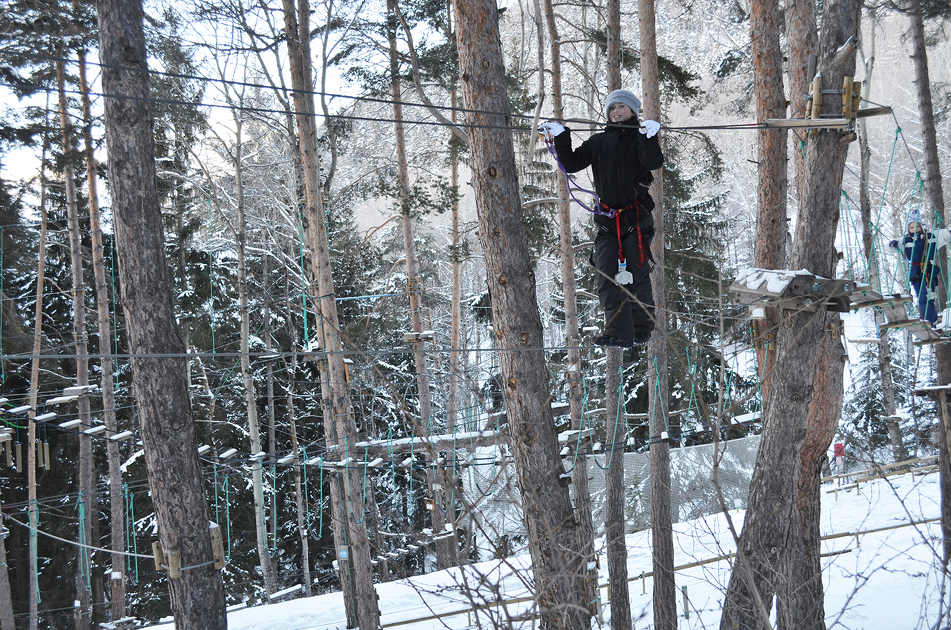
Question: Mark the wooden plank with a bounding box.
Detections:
[855,105,891,118]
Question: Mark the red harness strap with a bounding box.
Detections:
[603,199,646,268]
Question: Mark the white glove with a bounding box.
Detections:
[538,121,566,142]
[639,119,661,138]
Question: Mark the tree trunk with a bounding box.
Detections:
[284,284,313,595]
[26,143,49,630]
[751,0,787,399]
[0,495,13,630]
[605,0,620,91]
[909,3,951,567]
[233,116,279,597]
[855,20,903,462]
[77,40,126,622]
[96,1,227,627]
[453,2,590,628]
[720,2,862,628]
[57,57,96,630]
[776,327,843,630]
[637,0,676,627]
[786,0,817,201]
[387,0,451,569]
[282,1,380,627]
[543,0,598,613]
[604,347,631,630]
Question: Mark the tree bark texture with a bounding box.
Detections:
[282,1,380,626]
[453,1,590,628]
[719,1,862,628]
[57,56,96,630]
[605,0,621,92]
[26,161,49,630]
[750,0,787,401]
[543,0,598,612]
[638,0,676,627]
[96,1,227,627]
[0,498,12,630]
[78,43,126,621]
[909,4,951,566]
[604,347,631,630]
[786,0,817,201]
[776,326,844,630]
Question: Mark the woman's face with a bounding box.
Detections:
[608,102,634,123]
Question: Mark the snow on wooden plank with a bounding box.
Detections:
[269,584,303,601]
[730,268,816,301]
[351,430,503,455]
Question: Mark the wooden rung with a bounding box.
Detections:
[842,76,854,119]
[880,319,924,330]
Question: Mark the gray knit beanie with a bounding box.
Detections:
[605,89,642,120]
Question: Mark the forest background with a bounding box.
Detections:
[0,0,948,627]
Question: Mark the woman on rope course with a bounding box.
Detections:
[888,212,951,327]
[539,89,663,347]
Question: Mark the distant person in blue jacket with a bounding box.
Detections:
[888,214,950,326]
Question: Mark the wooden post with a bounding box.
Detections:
[810,73,823,119]
[938,391,951,462]
[841,76,854,119]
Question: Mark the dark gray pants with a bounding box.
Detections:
[593,227,655,338]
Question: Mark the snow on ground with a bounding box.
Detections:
[148,470,948,629]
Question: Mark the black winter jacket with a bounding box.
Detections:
[552,119,664,229]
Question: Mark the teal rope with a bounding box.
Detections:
[224,473,231,562]
[270,462,278,553]
[76,491,90,589]
[650,356,669,437]
[595,361,626,470]
[685,347,699,427]
[840,192,862,282]
[869,127,903,293]
[301,446,311,529]
[125,482,138,583]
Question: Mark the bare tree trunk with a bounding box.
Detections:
[386,0,451,569]
[57,57,96,630]
[855,19,903,461]
[543,0,597,613]
[453,2,590,628]
[786,0,817,201]
[776,328,843,630]
[26,141,49,630]
[909,3,951,566]
[97,1,227,626]
[0,491,13,630]
[282,1,380,627]
[604,347,630,630]
[601,3,636,626]
[605,0,620,91]
[233,116,279,597]
[720,2,862,628]
[751,0,787,399]
[77,39,126,622]
[636,1,675,627]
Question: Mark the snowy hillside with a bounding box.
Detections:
[145,468,945,630]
